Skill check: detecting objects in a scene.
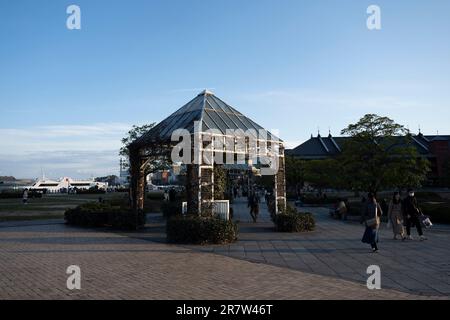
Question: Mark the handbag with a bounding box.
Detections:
[420,214,433,228]
[365,206,379,228]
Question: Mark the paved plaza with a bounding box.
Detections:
[0,199,449,300]
[183,199,450,297]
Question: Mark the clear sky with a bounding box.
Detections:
[1,0,450,179]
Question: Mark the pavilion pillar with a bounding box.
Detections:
[129,148,138,211]
[129,147,145,212]
[137,159,146,211]
[200,164,214,216]
[275,144,287,213]
[186,164,200,215]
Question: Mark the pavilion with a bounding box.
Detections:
[127,90,286,224]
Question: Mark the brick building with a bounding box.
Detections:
[287,132,450,185]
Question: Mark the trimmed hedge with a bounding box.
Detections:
[147,192,164,200]
[0,191,43,199]
[64,202,145,230]
[299,195,340,205]
[166,215,238,244]
[161,201,182,218]
[75,188,106,195]
[273,205,315,232]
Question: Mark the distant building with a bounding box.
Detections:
[287,132,450,185]
[119,158,130,185]
[150,168,180,185]
[28,177,108,193]
[0,177,35,191]
[95,175,120,186]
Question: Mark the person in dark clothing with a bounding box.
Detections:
[248,192,260,222]
[403,189,426,241]
[168,188,177,202]
[361,192,383,253]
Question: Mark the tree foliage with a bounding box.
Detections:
[119,123,171,174]
[303,159,341,191]
[338,114,429,192]
[119,124,156,158]
[285,156,306,189]
[440,159,450,187]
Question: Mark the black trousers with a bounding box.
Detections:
[406,216,423,236]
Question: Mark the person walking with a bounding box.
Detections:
[403,189,427,241]
[387,192,406,240]
[247,192,260,222]
[168,187,177,202]
[361,192,383,253]
[22,189,29,205]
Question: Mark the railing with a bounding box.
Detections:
[181,200,230,221]
[212,200,230,221]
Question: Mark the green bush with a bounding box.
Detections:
[166,215,238,244]
[76,188,106,195]
[0,191,43,199]
[300,195,340,205]
[147,192,164,200]
[273,205,315,232]
[144,199,163,213]
[106,197,129,207]
[64,202,145,230]
[161,201,182,218]
[286,191,300,200]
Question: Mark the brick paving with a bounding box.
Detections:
[0,199,449,299]
[183,198,450,297]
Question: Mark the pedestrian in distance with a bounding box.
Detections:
[361,192,383,253]
[387,192,406,240]
[22,189,28,205]
[403,189,427,241]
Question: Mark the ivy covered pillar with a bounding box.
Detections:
[186,164,200,215]
[129,147,140,211]
[275,144,287,213]
[128,146,146,229]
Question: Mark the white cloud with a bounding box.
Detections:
[0,123,131,179]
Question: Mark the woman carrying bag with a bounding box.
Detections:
[387,192,406,240]
[361,192,383,253]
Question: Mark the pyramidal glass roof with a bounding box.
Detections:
[133,90,280,146]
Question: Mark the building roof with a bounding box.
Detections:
[287,133,450,159]
[132,90,280,147]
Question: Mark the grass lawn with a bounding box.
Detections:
[0,193,129,222]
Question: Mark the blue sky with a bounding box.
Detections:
[1,0,450,178]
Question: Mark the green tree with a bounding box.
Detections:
[303,159,341,192]
[338,114,429,193]
[440,159,450,187]
[120,123,170,173]
[120,124,156,159]
[285,156,306,191]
